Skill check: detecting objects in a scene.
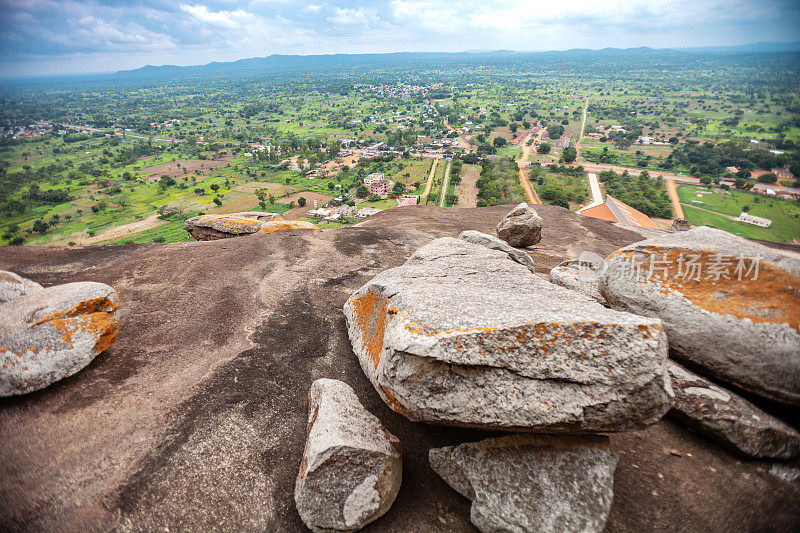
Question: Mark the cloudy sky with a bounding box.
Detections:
[1,0,799,77]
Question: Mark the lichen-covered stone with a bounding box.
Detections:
[496,202,542,248]
[295,379,401,533]
[0,281,118,396]
[184,211,289,240]
[0,270,42,304]
[600,226,800,406]
[668,362,800,459]
[429,434,617,533]
[550,260,605,303]
[344,237,673,432]
[255,220,316,235]
[458,230,535,273]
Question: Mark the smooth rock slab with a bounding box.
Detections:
[0,281,118,396]
[668,362,800,459]
[184,211,287,240]
[550,260,605,304]
[600,226,800,406]
[429,434,618,533]
[0,270,42,304]
[496,203,543,248]
[459,230,536,273]
[344,237,673,432]
[295,378,402,532]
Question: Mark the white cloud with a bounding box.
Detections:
[328,8,374,26]
[305,4,323,12]
[180,4,253,28]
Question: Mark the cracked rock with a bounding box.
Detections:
[344,237,673,432]
[668,362,800,459]
[429,434,618,533]
[459,230,536,273]
[0,270,42,304]
[295,378,402,532]
[550,260,605,304]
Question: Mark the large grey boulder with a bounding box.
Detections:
[668,362,800,459]
[600,226,800,406]
[549,259,604,304]
[0,270,42,304]
[295,378,402,532]
[184,212,315,241]
[344,237,673,432]
[429,434,617,533]
[496,203,542,248]
[459,230,535,273]
[0,281,118,396]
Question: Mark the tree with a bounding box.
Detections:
[537,143,551,154]
[32,219,50,234]
[734,177,748,189]
[562,146,577,163]
[757,172,777,184]
[392,181,406,196]
[159,175,176,189]
[97,199,108,213]
[492,137,507,147]
[700,176,713,185]
[298,196,307,207]
[213,197,222,206]
[114,196,131,209]
[735,169,751,180]
[194,188,205,195]
[356,185,369,197]
[210,184,220,192]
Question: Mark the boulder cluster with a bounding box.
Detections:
[184,211,316,241]
[3,202,798,532]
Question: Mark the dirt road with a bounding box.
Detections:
[666,178,685,219]
[454,164,480,207]
[575,98,589,160]
[422,158,439,201]
[516,132,541,205]
[439,160,452,207]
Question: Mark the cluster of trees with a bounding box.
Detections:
[598,170,673,218]
[666,140,797,178]
[476,157,525,207]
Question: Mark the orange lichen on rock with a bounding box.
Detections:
[33,294,118,353]
[255,220,317,234]
[349,290,391,372]
[610,246,800,331]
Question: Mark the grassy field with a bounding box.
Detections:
[678,185,800,242]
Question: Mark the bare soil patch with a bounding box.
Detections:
[453,164,480,208]
[140,159,229,181]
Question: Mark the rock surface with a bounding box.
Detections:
[256,219,316,235]
[0,269,42,304]
[550,259,605,303]
[344,237,673,431]
[496,202,543,247]
[600,226,800,406]
[668,362,800,459]
[429,434,618,533]
[0,281,118,396]
[458,229,535,273]
[295,378,402,532]
[184,211,307,240]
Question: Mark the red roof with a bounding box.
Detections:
[581,195,657,229]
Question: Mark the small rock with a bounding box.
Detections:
[429,434,617,533]
[458,230,535,273]
[668,362,800,459]
[496,202,542,248]
[0,270,42,304]
[344,237,673,432]
[295,378,402,533]
[0,281,118,396]
[601,226,800,406]
[549,260,605,303]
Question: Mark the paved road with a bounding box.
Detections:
[439,160,452,207]
[577,172,603,213]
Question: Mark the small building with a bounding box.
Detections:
[357,207,383,217]
[579,194,657,229]
[368,178,391,197]
[738,212,772,227]
[363,172,385,186]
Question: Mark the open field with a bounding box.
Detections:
[678,185,800,241]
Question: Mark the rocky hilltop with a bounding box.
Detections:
[1,205,799,532]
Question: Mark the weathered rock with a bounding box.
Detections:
[184,211,286,240]
[550,259,605,303]
[600,226,800,406]
[0,270,42,304]
[429,434,617,533]
[668,362,800,459]
[0,282,118,396]
[295,378,402,533]
[255,219,317,235]
[344,237,673,432]
[496,202,542,248]
[458,230,535,273]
